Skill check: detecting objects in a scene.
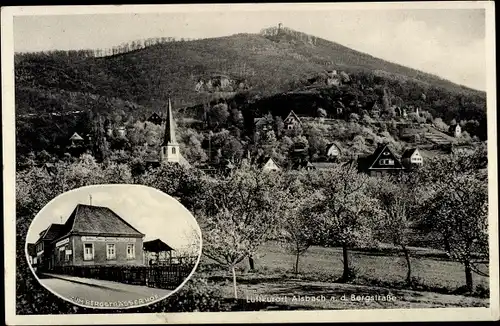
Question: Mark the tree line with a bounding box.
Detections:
[16,143,488,300]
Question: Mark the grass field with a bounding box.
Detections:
[200,242,490,309]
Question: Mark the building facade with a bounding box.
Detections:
[36,204,145,270]
[283,110,302,130]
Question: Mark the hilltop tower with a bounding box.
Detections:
[160,98,181,164]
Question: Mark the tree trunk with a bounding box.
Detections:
[295,251,300,275]
[231,265,238,299]
[401,244,412,285]
[465,261,473,292]
[341,245,350,281]
[248,255,255,271]
[443,234,451,253]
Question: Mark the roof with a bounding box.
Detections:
[38,224,65,242]
[162,98,178,146]
[326,142,342,153]
[293,160,316,170]
[147,112,163,122]
[256,156,280,169]
[402,148,419,159]
[69,132,84,141]
[311,162,338,170]
[54,204,144,241]
[143,239,174,252]
[284,110,302,125]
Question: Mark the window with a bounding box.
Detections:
[106,243,116,260]
[59,246,65,262]
[380,159,394,166]
[126,244,135,260]
[172,147,176,154]
[83,243,94,261]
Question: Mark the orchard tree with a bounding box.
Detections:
[374,175,420,285]
[420,170,488,292]
[307,163,382,281]
[199,166,284,298]
[279,172,320,274]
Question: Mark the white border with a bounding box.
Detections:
[2,2,498,324]
[23,184,203,310]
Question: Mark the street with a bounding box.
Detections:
[39,274,173,308]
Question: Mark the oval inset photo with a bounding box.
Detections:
[25,184,202,309]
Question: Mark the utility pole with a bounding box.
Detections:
[89,194,92,206]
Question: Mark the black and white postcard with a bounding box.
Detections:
[2,2,498,324]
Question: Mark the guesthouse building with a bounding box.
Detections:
[35,204,145,270]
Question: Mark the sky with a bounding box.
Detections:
[26,184,202,256]
[13,6,487,90]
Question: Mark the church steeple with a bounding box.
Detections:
[162,98,177,145]
[160,98,180,163]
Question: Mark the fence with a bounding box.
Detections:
[47,264,194,290]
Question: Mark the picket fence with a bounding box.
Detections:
[48,264,194,290]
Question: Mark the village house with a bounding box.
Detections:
[34,223,65,270]
[358,144,405,177]
[35,204,145,270]
[325,142,342,161]
[292,159,316,171]
[401,147,424,169]
[452,124,462,138]
[69,132,84,147]
[257,156,281,172]
[146,112,164,125]
[283,110,302,130]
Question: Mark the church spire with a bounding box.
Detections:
[160,98,181,164]
[162,98,177,145]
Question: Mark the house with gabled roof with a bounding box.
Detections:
[36,204,145,270]
[292,160,316,171]
[69,132,84,147]
[401,147,424,169]
[358,144,405,177]
[326,142,342,160]
[283,110,302,130]
[34,223,65,270]
[257,156,281,172]
[146,112,164,125]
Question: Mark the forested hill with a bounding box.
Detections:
[15,26,485,119]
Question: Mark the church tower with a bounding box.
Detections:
[160,98,181,164]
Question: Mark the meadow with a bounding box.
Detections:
[201,241,490,310]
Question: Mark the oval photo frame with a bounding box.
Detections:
[25,184,202,310]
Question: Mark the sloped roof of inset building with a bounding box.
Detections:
[38,223,65,241]
[402,148,419,159]
[143,239,174,253]
[52,204,144,242]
